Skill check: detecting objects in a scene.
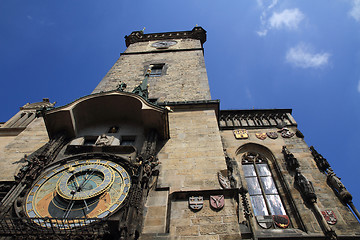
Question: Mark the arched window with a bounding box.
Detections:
[242,152,286,217]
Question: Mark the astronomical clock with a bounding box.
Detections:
[8,81,169,239]
[24,158,131,222]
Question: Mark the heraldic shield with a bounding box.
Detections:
[256,216,273,229]
[189,196,203,211]
[210,195,224,210]
[273,215,290,228]
[321,210,337,225]
[233,129,248,139]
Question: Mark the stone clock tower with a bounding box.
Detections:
[0,27,359,240]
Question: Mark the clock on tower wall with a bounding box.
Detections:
[10,90,169,239]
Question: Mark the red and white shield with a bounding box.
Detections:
[321,210,337,225]
[210,195,224,210]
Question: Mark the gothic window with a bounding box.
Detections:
[149,64,164,77]
[242,152,286,216]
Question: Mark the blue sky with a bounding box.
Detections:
[1,1,360,210]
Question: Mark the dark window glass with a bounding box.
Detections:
[266,195,286,215]
[149,65,163,77]
[242,153,286,218]
[249,195,269,216]
[243,164,256,177]
[246,177,262,195]
[260,176,278,194]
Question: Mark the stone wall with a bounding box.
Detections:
[141,108,243,239]
[93,39,211,102]
[0,117,48,181]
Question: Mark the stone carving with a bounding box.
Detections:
[327,171,352,203]
[282,146,300,171]
[218,171,231,189]
[310,146,330,172]
[95,134,114,146]
[294,171,317,204]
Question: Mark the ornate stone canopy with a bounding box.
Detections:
[44,91,169,140]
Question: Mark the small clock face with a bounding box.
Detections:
[25,159,131,227]
[151,40,177,49]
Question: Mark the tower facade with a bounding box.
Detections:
[0,27,359,240]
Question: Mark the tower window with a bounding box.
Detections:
[242,152,286,216]
[149,64,164,77]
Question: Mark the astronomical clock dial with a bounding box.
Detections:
[151,40,177,49]
[24,159,131,227]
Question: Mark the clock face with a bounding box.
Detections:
[151,40,177,49]
[24,159,131,227]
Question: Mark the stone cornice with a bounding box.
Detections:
[125,27,206,47]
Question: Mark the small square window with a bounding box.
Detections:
[149,64,164,77]
[121,136,136,146]
[83,136,97,146]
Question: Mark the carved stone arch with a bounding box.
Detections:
[235,142,277,164]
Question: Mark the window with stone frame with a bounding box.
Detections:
[149,64,164,77]
[242,152,287,217]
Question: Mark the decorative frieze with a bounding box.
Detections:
[219,109,296,129]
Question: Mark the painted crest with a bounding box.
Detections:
[189,196,203,211]
[278,128,294,138]
[210,195,225,210]
[266,132,278,139]
[273,215,290,228]
[321,210,337,225]
[255,133,267,140]
[256,216,273,229]
[233,129,248,139]
[218,171,231,189]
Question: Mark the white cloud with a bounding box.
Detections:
[349,0,360,22]
[256,0,279,36]
[286,43,330,69]
[256,3,304,36]
[357,79,360,93]
[269,9,304,30]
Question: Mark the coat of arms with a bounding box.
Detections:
[266,132,278,139]
[273,215,290,228]
[321,210,337,225]
[255,133,267,140]
[210,195,224,210]
[278,128,294,138]
[233,129,248,139]
[189,196,203,211]
[218,171,231,189]
[256,216,273,229]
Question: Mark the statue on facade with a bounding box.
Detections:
[294,171,317,204]
[95,134,114,146]
[282,146,300,171]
